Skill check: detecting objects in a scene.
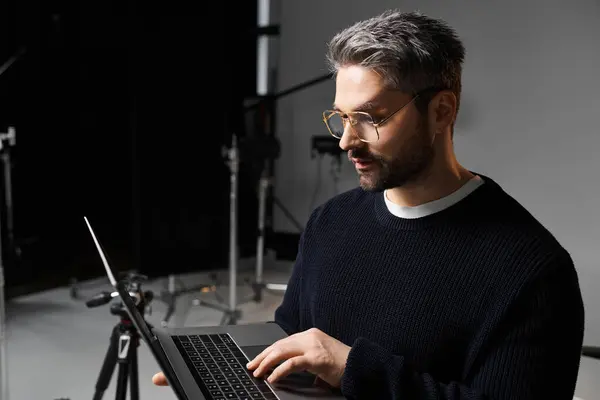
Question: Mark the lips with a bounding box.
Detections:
[351,158,374,170]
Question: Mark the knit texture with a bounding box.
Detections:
[274,173,584,399]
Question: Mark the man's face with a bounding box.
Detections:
[333,65,435,192]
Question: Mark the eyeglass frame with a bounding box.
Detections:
[322,87,440,143]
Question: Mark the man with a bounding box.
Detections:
[154,9,585,399]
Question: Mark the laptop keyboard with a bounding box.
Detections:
[174,333,277,400]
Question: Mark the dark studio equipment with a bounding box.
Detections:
[154,1,334,327]
[87,273,154,400]
[0,47,25,400]
[0,126,15,400]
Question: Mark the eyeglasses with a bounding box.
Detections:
[322,94,421,143]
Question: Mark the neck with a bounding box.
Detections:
[385,138,474,207]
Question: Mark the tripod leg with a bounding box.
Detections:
[115,333,131,400]
[161,300,175,328]
[129,338,139,400]
[116,362,129,400]
[93,326,119,400]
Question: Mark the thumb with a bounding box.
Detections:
[152,372,169,386]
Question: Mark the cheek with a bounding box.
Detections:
[370,133,401,160]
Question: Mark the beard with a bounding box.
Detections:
[349,118,435,192]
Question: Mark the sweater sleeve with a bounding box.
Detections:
[340,252,585,400]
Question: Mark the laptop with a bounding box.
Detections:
[84,216,345,400]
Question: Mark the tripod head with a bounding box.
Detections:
[86,273,154,320]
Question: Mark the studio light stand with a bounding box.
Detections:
[187,134,255,326]
[0,126,16,400]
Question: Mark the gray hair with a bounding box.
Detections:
[326,10,465,116]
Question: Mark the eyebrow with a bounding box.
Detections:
[332,99,382,113]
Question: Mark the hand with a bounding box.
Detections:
[152,372,168,386]
[246,327,351,388]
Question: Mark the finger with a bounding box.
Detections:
[253,345,303,378]
[247,337,289,369]
[267,356,310,384]
[152,372,169,386]
[246,345,275,370]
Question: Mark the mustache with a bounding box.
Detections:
[348,148,378,162]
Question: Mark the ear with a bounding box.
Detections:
[427,90,457,133]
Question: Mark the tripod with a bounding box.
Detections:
[93,302,141,400]
[88,274,152,400]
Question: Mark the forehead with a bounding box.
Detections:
[333,65,388,112]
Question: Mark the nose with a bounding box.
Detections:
[339,124,361,152]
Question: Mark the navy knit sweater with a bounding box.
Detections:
[274,174,584,400]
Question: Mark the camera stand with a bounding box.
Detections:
[93,302,141,400]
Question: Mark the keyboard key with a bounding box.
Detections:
[178,335,190,342]
[210,390,222,397]
[236,390,249,397]
[220,333,232,342]
[251,393,264,399]
[214,374,225,381]
[225,394,236,399]
[200,335,212,343]
[221,386,233,393]
[210,334,223,344]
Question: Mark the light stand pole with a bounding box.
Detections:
[0,126,16,400]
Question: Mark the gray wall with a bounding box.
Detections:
[271,0,600,345]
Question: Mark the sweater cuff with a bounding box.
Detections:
[341,337,396,398]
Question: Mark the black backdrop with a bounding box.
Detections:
[0,1,260,296]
